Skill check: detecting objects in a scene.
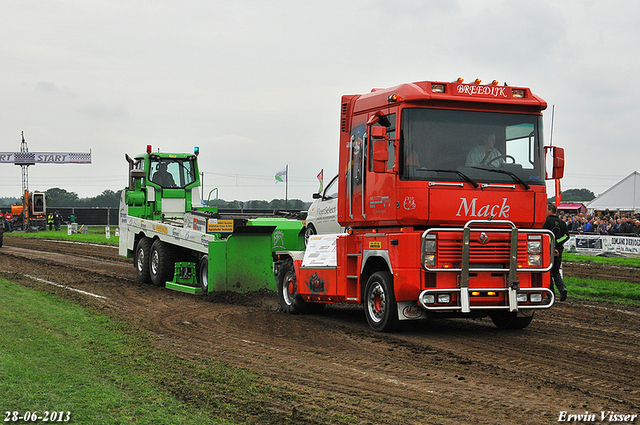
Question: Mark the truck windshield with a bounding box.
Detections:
[401,108,545,186]
[149,158,197,188]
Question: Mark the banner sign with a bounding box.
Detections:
[302,234,340,267]
[0,152,91,164]
[565,234,640,255]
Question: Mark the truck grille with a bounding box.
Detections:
[438,237,527,264]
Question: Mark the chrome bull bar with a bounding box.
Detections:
[420,219,556,313]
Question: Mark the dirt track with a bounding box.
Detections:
[2,236,640,424]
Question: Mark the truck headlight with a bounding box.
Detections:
[424,254,436,268]
[527,240,541,253]
[517,293,528,303]
[530,293,543,303]
[528,254,541,267]
[437,294,450,304]
[421,293,435,304]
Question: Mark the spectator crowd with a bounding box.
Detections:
[560,209,640,236]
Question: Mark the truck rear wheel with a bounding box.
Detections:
[277,260,306,314]
[135,238,152,283]
[198,255,209,293]
[149,239,176,287]
[364,271,398,332]
[490,311,534,330]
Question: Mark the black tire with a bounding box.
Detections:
[198,255,209,293]
[149,239,176,287]
[304,224,317,247]
[364,271,398,332]
[134,238,152,283]
[276,261,325,314]
[490,311,534,330]
[277,259,306,314]
[0,224,3,248]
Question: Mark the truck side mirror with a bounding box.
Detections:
[545,146,565,180]
[370,126,386,139]
[372,139,388,173]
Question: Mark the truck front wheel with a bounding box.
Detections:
[149,239,175,287]
[364,271,398,332]
[304,224,316,247]
[490,311,534,330]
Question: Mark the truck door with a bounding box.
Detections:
[346,118,368,222]
[366,113,397,224]
[346,113,397,225]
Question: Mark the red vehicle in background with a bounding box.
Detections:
[278,78,565,331]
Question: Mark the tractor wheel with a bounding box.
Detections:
[134,238,152,283]
[364,271,398,332]
[149,239,176,287]
[198,255,209,293]
[490,311,534,330]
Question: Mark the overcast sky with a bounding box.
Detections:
[2,0,639,203]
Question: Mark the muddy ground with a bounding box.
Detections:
[1,236,639,424]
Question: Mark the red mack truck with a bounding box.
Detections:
[277,78,565,331]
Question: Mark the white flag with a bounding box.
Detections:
[275,166,287,183]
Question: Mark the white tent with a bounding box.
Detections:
[587,171,640,213]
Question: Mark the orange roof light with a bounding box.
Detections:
[388,94,400,102]
[491,80,499,86]
[456,77,464,83]
[474,78,482,85]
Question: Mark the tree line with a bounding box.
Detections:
[1,187,311,211]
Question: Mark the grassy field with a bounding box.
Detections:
[564,252,640,268]
[0,278,316,425]
[2,232,639,423]
[564,276,640,306]
[562,253,640,307]
[7,226,119,247]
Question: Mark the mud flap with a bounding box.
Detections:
[396,301,426,321]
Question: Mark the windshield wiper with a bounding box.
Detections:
[428,169,479,188]
[470,167,530,190]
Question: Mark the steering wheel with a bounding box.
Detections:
[486,155,516,167]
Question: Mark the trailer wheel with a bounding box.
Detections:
[135,238,152,283]
[490,311,534,330]
[198,255,209,293]
[149,239,175,287]
[364,271,398,332]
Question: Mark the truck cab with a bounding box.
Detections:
[123,146,215,221]
[280,79,565,331]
